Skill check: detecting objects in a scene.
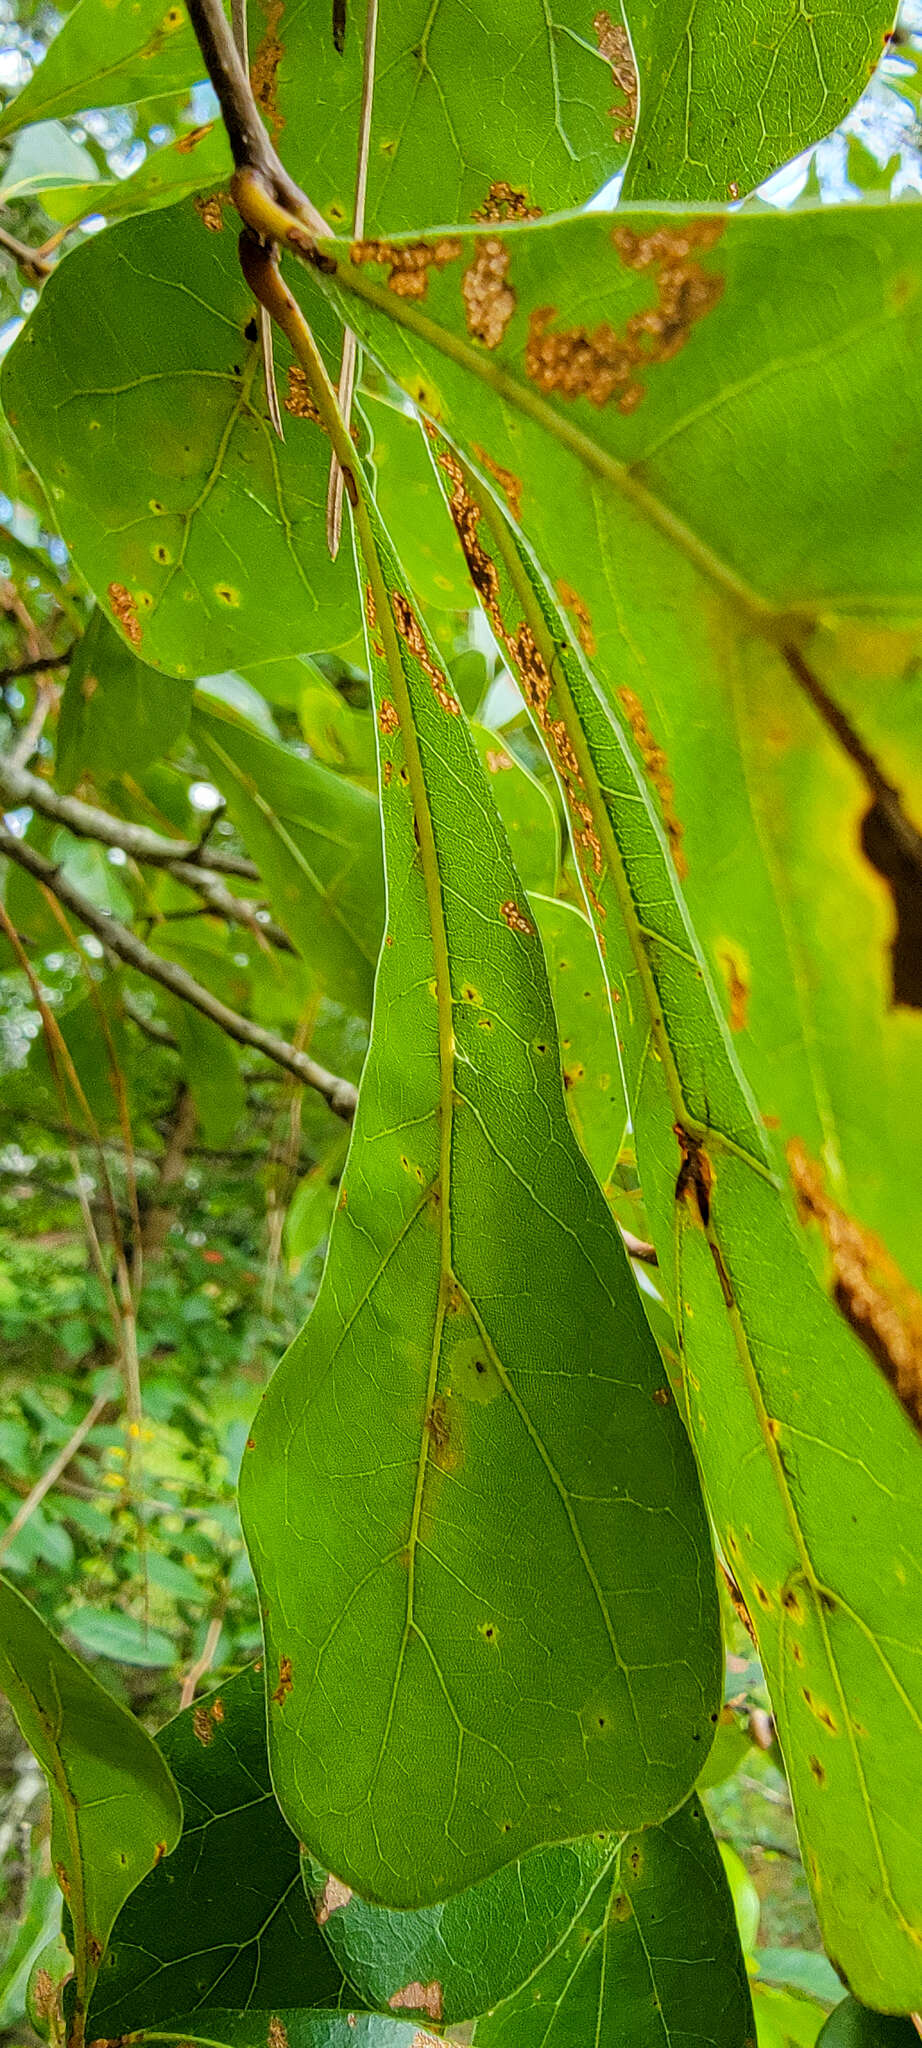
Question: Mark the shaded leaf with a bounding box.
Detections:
[239,494,719,1907]
[57,609,192,791]
[63,1607,176,1669]
[817,2001,919,2047]
[0,1575,182,2037]
[472,724,558,894]
[530,892,626,1201]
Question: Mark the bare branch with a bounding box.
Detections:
[0,754,258,878]
[0,1388,112,1562]
[0,826,358,1119]
[620,1228,658,1266]
[168,861,295,950]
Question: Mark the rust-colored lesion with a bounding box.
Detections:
[271,1654,293,1704]
[283,364,322,422]
[193,192,227,232]
[714,938,750,1031]
[474,181,542,223]
[593,11,637,143]
[267,2018,289,2048]
[389,1982,444,2022]
[788,1139,922,1436]
[251,0,285,135]
[108,583,142,648]
[377,698,399,736]
[462,238,516,349]
[350,237,462,299]
[365,583,377,630]
[557,580,596,658]
[390,592,460,713]
[425,1396,454,1467]
[500,898,536,936]
[192,1706,216,1746]
[526,218,724,413]
[176,122,213,155]
[617,686,686,875]
[472,443,523,523]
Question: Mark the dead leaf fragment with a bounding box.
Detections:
[594,10,637,142]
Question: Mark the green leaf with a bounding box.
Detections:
[252,0,633,234]
[303,1835,614,2028]
[239,492,720,1907]
[755,1951,846,2010]
[57,609,192,791]
[306,210,922,2002]
[621,0,893,202]
[2,200,358,679]
[63,1607,177,1669]
[44,121,232,232]
[472,725,558,895]
[0,121,98,203]
[817,2001,919,2047]
[125,2017,430,2047]
[284,1135,349,1264]
[86,1666,345,2040]
[755,1983,828,2048]
[0,1576,182,2038]
[718,1840,761,1956]
[530,893,626,1201]
[191,697,384,1013]
[0,0,199,140]
[162,1002,246,1147]
[471,1799,754,2047]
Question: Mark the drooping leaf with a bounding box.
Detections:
[239,490,720,1908]
[0,1576,182,2038]
[411,441,922,2008]
[2,200,358,678]
[191,696,384,1013]
[471,1798,754,2047]
[621,0,893,202]
[303,1835,614,2028]
[0,0,199,139]
[816,2001,919,2047]
[57,609,193,791]
[86,1666,345,2040]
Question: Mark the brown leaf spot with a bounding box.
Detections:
[486,748,513,773]
[154,1839,168,1863]
[107,583,141,648]
[31,1971,57,2022]
[425,1396,453,1468]
[674,1125,713,1227]
[194,192,227,232]
[500,899,536,937]
[193,1706,215,1746]
[594,11,637,141]
[351,237,461,299]
[55,1863,70,1896]
[272,1655,293,1705]
[652,1386,670,1405]
[283,365,322,423]
[802,1687,839,1735]
[526,218,723,412]
[365,583,377,630]
[316,1874,353,1924]
[175,122,213,155]
[251,0,284,135]
[211,1697,225,1723]
[391,592,459,713]
[617,687,686,874]
[462,238,516,349]
[789,1138,922,1435]
[556,580,596,658]
[388,1983,444,2023]
[714,939,750,1031]
[378,698,399,736]
[81,672,98,702]
[474,181,542,223]
[472,443,524,523]
[267,2017,288,2048]
[809,1754,826,1785]
[88,1937,103,1967]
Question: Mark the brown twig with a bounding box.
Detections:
[326,0,378,557]
[185,0,330,233]
[0,825,358,1118]
[0,1388,112,1561]
[0,754,258,876]
[179,1602,227,1708]
[0,650,73,686]
[620,1227,658,1265]
[0,223,52,280]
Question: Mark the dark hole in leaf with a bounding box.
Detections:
[861,798,922,1010]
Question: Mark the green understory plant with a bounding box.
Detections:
[0,0,921,2044]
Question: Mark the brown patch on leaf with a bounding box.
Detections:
[378,698,399,736]
[272,1655,293,1704]
[526,218,723,413]
[251,0,284,135]
[108,583,142,648]
[211,1697,224,1723]
[462,238,516,349]
[617,686,686,875]
[194,192,227,232]
[267,2018,288,2048]
[714,939,750,1031]
[391,591,459,713]
[472,444,523,523]
[500,899,536,937]
[365,583,377,630]
[389,1983,444,2022]
[193,1706,215,1746]
[788,1139,922,1435]
[175,122,213,154]
[88,1937,103,1967]
[594,11,637,142]
[351,237,461,298]
[283,365,322,423]
[557,580,596,658]
[486,748,513,773]
[31,1971,57,2024]
[316,1874,353,1924]
[474,181,542,223]
[425,1396,453,1467]
[675,1126,713,1227]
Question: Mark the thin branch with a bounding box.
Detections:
[185,0,331,233]
[620,1227,657,1265]
[179,1601,227,1709]
[120,992,179,1049]
[0,650,73,686]
[169,860,294,950]
[7,677,59,771]
[0,825,358,1118]
[0,223,52,280]
[326,0,378,557]
[0,1388,111,1562]
[0,755,258,877]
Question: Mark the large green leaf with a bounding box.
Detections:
[0,1576,182,2042]
[410,440,922,2007]
[87,1666,345,2040]
[816,2002,919,2048]
[57,609,193,791]
[239,490,720,1907]
[0,0,199,139]
[304,1835,614,2028]
[2,200,358,679]
[621,0,894,202]
[471,1798,753,2047]
[191,697,383,1013]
